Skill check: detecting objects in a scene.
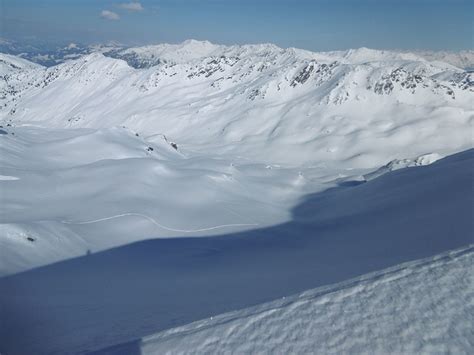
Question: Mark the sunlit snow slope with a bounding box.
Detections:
[0,41,473,276]
[1,41,473,167]
[0,125,324,275]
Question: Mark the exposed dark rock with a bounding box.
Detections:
[291,63,315,87]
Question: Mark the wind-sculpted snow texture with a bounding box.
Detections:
[0,150,473,355]
[140,245,474,354]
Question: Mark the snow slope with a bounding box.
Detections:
[0,41,473,354]
[0,41,473,274]
[140,245,474,354]
[0,149,472,355]
[1,42,472,276]
[0,53,42,71]
[1,42,472,168]
[0,125,313,275]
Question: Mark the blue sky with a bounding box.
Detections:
[1,0,473,50]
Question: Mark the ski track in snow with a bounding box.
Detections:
[0,175,19,181]
[61,212,259,233]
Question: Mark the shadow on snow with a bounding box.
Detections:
[0,149,473,355]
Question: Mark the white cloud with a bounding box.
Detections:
[101,10,120,21]
[119,2,144,12]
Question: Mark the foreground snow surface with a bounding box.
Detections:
[141,245,474,354]
[0,149,472,355]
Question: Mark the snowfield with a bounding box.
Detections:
[0,149,472,355]
[0,125,320,275]
[0,41,473,354]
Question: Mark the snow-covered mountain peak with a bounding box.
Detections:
[109,39,222,67]
[340,47,424,64]
[103,40,472,70]
[67,51,129,67]
[0,53,43,71]
[181,38,216,48]
[1,41,472,168]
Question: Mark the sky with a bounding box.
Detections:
[1,0,473,51]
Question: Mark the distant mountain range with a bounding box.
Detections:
[1,39,473,168]
[1,37,473,69]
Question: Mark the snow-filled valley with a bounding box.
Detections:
[0,40,473,354]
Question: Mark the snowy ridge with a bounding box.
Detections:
[1,42,472,168]
[0,53,42,71]
[0,54,44,111]
[140,245,474,354]
[410,49,474,70]
[1,37,473,69]
[106,41,474,69]
[107,39,222,66]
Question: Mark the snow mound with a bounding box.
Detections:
[364,152,443,181]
